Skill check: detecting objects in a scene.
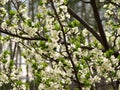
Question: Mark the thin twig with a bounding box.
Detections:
[0,27,48,41]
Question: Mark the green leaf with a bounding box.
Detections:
[47,11,53,16]
[64,0,68,5]
[9,10,16,16]
[76,63,82,71]
[2,59,7,64]
[117,55,120,60]
[72,20,80,26]
[9,60,14,67]
[42,62,48,68]
[109,71,116,77]
[35,72,42,84]
[74,88,79,90]
[16,80,23,86]
[39,41,48,49]
[105,49,114,58]
[83,79,91,87]
[45,78,52,86]
[26,19,32,27]
[59,58,67,66]
[68,20,80,28]
[39,0,43,6]
[9,60,15,69]
[79,31,85,44]
[75,41,81,49]
[3,50,10,56]
[54,23,60,31]
[85,72,90,79]
[68,21,74,28]
[37,13,42,19]
[32,62,38,70]
[43,26,48,32]
[96,58,103,65]
[6,20,11,25]
[24,82,29,89]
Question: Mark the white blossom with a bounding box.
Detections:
[0,0,8,5]
[100,0,105,2]
[1,21,7,30]
[93,75,101,83]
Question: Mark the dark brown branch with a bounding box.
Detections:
[0,27,47,41]
[67,7,104,47]
[50,0,82,90]
[90,0,109,50]
[80,46,94,50]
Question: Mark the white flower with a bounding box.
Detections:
[20,84,26,90]
[0,82,2,87]
[100,0,105,2]
[59,5,67,12]
[110,56,119,65]
[107,10,113,15]
[93,75,101,83]
[104,10,113,18]
[53,52,61,59]
[38,83,45,90]
[114,0,120,3]
[1,21,7,30]
[82,87,91,90]
[0,0,8,5]
[66,13,70,18]
[83,28,89,37]
[102,58,112,71]
[116,70,120,78]
[0,7,6,17]
[45,66,53,73]
[103,4,107,8]
[106,78,111,83]
[1,74,8,82]
[108,4,115,10]
[19,5,27,13]
[24,26,37,36]
[115,37,120,50]
[37,5,47,15]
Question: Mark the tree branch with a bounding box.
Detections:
[67,7,104,47]
[90,0,109,50]
[50,1,82,90]
[80,46,94,50]
[0,27,47,41]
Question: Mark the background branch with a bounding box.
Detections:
[90,0,109,50]
[68,7,104,47]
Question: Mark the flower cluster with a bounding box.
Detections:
[0,0,120,90]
